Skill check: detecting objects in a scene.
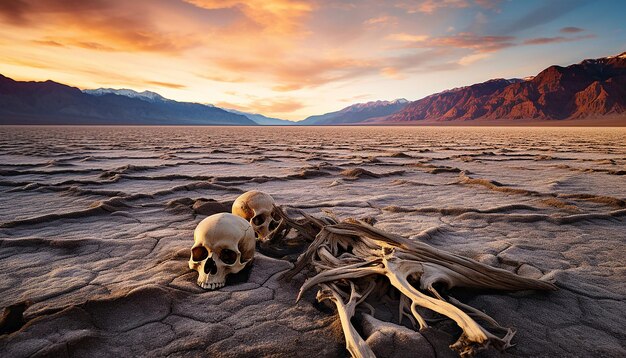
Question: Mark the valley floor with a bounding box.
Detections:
[0,126,624,357]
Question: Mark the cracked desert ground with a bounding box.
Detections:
[1,126,625,357]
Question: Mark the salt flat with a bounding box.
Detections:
[0,126,624,357]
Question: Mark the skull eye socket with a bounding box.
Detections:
[191,246,209,261]
[219,249,238,265]
[269,219,279,231]
[252,214,266,226]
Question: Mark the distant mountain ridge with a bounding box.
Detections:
[221,108,294,125]
[0,76,255,125]
[83,88,167,103]
[300,98,408,125]
[84,88,294,125]
[383,52,626,123]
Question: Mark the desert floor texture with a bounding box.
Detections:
[0,126,625,357]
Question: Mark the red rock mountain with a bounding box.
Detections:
[385,52,626,122]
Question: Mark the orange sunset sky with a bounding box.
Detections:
[1,0,624,120]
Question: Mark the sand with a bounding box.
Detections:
[0,126,625,357]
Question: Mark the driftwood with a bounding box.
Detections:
[269,205,557,357]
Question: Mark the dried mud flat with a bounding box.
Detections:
[0,126,625,357]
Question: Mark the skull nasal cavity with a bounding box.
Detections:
[192,246,208,261]
[252,214,265,226]
[220,249,238,265]
[204,257,218,275]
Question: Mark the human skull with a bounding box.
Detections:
[189,213,255,290]
[232,190,279,242]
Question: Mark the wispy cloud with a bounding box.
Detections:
[381,67,406,80]
[32,40,64,47]
[363,15,397,27]
[210,55,379,92]
[560,26,585,33]
[394,0,501,14]
[399,33,516,53]
[200,74,247,83]
[523,34,595,45]
[145,80,187,89]
[473,0,501,10]
[458,52,490,65]
[73,41,116,51]
[386,33,429,42]
[501,0,587,34]
[395,0,470,14]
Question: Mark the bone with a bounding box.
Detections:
[278,211,556,357]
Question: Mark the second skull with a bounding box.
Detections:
[232,190,279,242]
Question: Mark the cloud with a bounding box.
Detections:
[395,0,470,14]
[560,26,584,33]
[211,55,379,92]
[384,49,457,73]
[1,0,516,95]
[386,33,429,42]
[1,56,55,70]
[0,1,202,54]
[394,0,500,14]
[523,37,566,45]
[182,0,313,35]
[200,74,247,83]
[0,0,112,26]
[363,15,397,27]
[433,34,515,52]
[66,18,198,54]
[403,33,516,53]
[458,52,490,65]
[145,80,187,89]
[424,62,462,72]
[473,0,501,10]
[0,0,30,24]
[32,40,64,47]
[523,34,595,45]
[381,67,406,80]
[272,84,305,92]
[501,0,587,34]
[73,41,116,51]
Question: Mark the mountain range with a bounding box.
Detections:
[382,52,626,123]
[300,99,409,125]
[83,88,167,103]
[0,77,254,125]
[1,52,625,125]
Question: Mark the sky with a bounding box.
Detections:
[0,0,624,121]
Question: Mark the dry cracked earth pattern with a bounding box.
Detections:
[0,126,624,357]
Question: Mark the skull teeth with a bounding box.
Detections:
[197,281,225,290]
